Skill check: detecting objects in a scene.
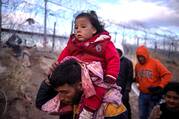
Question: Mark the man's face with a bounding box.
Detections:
[56,83,83,105]
[137,55,146,65]
[165,91,179,110]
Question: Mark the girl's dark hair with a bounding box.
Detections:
[49,59,81,89]
[75,10,104,34]
[163,82,179,95]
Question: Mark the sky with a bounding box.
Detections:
[96,0,179,34]
[2,0,179,45]
[95,0,179,45]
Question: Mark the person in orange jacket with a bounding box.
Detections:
[134,45,172,119]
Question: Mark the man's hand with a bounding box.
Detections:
[79,109,93,119]
[149,105,161,119]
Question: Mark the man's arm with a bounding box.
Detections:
[156,60,172,88]
[35,80,58,110]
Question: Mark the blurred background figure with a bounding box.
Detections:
[149,82,179,119]
[134,45,172,119]
[5,33,22,57]
[115,42,134,119]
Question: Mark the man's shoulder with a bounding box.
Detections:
[121,56,132,64]
[150,58,161,64]
[150,58,166,69]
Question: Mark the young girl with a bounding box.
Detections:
[48,10,120,118]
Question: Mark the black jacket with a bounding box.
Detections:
[117,56,133,99]
[159,103,179,119]
[35,80,57,109]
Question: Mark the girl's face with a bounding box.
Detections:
[74,17,97,41]
[164,91,179,110]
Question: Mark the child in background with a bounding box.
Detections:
[149,82,179,119]
[49,10,120,119]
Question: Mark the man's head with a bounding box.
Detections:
[49,59,83,105]
[136,45,150,65]
[163,82,179,110]
[114,42,124,58]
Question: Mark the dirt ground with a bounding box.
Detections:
[0,47,59,119]
[0,46,178,119]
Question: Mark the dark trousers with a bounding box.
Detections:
[122,91,131,119]
[139,92,161,119]
[59,112,73,119]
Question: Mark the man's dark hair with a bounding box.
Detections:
[163,82,179,95]
[49,59,81,89]
[75,10,104,35]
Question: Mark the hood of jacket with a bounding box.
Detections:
[136,45,150,62]
[114,42,124,58]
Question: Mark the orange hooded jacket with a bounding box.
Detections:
[135,45,172,93]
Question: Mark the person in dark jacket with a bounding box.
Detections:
[6,33,22,57]
[149,82,179,119]
[115,43,133,119]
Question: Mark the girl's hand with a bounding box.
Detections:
[45,61,60,86]
[48,61,60,76]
